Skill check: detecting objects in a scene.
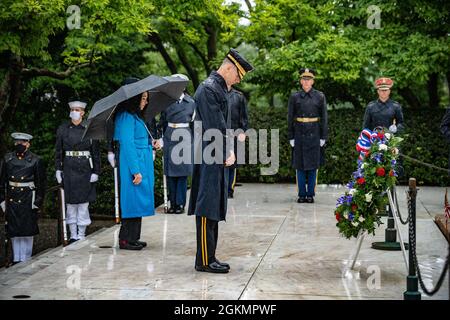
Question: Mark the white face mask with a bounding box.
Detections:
[70,111,82,121]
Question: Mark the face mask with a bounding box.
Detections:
[70,111,82,121]
[15,144,27,154]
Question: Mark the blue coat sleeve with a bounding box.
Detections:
[117,112,140,175]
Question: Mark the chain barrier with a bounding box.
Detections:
[400,153,450,174]
[392,186,410,225]
[407,191,450,296]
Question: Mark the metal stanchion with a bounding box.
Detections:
[404,178,421,300]
[372,187,409,251]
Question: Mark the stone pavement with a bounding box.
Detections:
[0,184,448,300]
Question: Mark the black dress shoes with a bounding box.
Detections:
[297,197,306,203]
[215,259,230,270]
[68,238,78,244]
[306,196,314,203]
[167,207,176,214]
[195,261,229,273]
[228,191,234,199]
[175,205,184,214]
[119,240,143,250]
[135,240,147,248]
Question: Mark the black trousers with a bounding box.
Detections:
[195,216,218,267]
[119,217,142,242]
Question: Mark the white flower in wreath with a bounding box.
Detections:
[392,147,399,155]
[343,212,348,219]
[365,192,372,202]
[352,221,359,227]
[349,188,356,195]
[385,133,392,140]
[358,216,365,222]
[379,144,388,151]
[360,163,366,169]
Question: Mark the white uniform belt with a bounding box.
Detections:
[9,181,35,188]
[65,151,91,157]
[168,122,189,128]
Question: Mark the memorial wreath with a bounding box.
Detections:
[334,128,403,239]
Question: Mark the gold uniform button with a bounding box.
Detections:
[21,177,24,180]
[18,200,21,203]
[12,187,15,190]
[21,188,24,191]
[10,199,13,202]
[12,176,15,179]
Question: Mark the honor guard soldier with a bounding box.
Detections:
[288,68,328,204]
[159,74,196,214]
[363,77,405,133]
[227,87,249,199]
[188,48,253,273]
[55,101,101,243]
[0,132,46,264]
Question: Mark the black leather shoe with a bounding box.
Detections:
[195,261,229,273]
[306,196,314,203]
[297,197,306,203]
[119,240,143,250]
[68,238,78,244]
[175,205,184,214]
[215,259,230,270]
[135,240,147,248]
[228,192,234,199]
[167,207,176,214]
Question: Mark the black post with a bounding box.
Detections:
[404,178,421,300]
[372,187,409,251]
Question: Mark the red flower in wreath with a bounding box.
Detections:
[376,167,386,176]
[377,132,384,139]
[357,177,366,185]
[351,204,358,212]
[335,212,340,221]
[389,169,394,177]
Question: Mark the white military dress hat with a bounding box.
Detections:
[68,101,87,109]
[11,132,33,141]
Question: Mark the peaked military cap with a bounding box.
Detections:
[11,132,33,141]
[226,48,253,80]
[68,101,87,109]
[375,77,393,89]
[299,68,316,79]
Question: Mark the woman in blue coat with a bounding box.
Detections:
[114,84,155,250]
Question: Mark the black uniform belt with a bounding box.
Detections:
[9,181,35,188]
[65,151,91,157]
[296,117,320,123]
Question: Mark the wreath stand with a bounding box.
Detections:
[346,187,409,273]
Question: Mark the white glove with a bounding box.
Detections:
[290,139,295,147]
[56,170,63,184]
[388,124,397,133]
[158,138,164,148]
[320,139,326,147]
[0,201,5,212]
[107,152,115,168]
[90,173,99,183]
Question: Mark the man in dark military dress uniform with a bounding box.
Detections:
[159,74,196,214]
[188,48,253,273]
[288,68,328,204]
[0,133,46,264]
[363,77,404,133]
[227,87,249,199]
[55,101,101,243]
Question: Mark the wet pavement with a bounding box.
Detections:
[0,183,448,300]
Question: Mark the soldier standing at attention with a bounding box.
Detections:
[55,101,101,244]
[0,132,46,265]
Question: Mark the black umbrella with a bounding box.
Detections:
[82,74,188,140]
